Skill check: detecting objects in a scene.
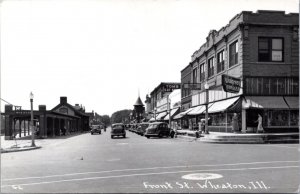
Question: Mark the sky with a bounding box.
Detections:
[0,0,298,116]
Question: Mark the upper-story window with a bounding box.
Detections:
[199,63,205,82]
[229,41,238,67]
[208,57,214,78]
[258,37,284,62]
[192,68,198,83]
[217,50,225,73]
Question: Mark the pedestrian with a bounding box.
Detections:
[232,113,239,133]
[255,114,264,133]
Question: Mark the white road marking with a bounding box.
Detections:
[2,160,298,181]
[106,158,121,162]
[1,165,298,188]
[182,173,223,180]
[11,185,23,190]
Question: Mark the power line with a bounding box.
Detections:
[0,98,16,107]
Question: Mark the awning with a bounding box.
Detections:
[149,117,155,122]
[173,107,195,119]
[164,108,179,120]
[284,96,299,109]
[187,105,206,116]
[243,96,289,109]
[207,97,240,113]
[156,111,168,120]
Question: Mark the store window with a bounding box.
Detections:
[208,57,214,78]
[229,41,238,67]
[290,110,299,126]
[200,63,205,82]
[217,50,225,73]
[258,37,284,62]
[267,110,289,126]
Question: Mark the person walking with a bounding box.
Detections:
[255,114,264,133]
[232,113,239,133]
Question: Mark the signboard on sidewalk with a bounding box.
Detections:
[222,74,241,93]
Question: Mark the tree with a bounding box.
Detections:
[111,109,132,124]
[101,115,111,126]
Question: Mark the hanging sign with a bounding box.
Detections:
[222,75,241,93]
[161,83,181,92]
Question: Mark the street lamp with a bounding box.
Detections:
[30,92,36,147]
[167,96,171,128]
[204,83,209,134]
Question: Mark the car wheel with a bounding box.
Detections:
[145,135,150,139]
[91,132,93,135]
[111,135,113,139]
[158,133,163,138]
[123,135,126,138]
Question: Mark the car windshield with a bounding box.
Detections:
[148,124,158,129]
[113,125,124,130]
[92,126,99,129]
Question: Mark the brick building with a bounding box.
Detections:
[179,10,299,133]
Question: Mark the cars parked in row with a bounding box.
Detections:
[111,123,126,139]
[144,122,175,139]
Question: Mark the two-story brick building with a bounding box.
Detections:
[179,10,299,133]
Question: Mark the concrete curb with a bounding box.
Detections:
[1,146,42,153]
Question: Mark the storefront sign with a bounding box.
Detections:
[162,83,181,93]
[182,83,201,90]
[222,75,241,93]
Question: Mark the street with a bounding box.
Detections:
[1,127,299,193]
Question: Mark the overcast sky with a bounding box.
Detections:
[0,0,298,116]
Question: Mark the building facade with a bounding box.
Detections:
[180,10,299,133]
[3,96,91,140]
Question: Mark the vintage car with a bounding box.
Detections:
[90,125,102,135]
[144,122,175,139]
[136,122,149,136]
[111,123,126,138]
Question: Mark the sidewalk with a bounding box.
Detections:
[175,130,299,144]
[1,131,88,153]
[1,135,42,153]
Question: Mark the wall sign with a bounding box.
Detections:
[222,74,241,93]
[182,83,201,90]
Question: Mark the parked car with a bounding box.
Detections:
[111,123,126,138]
[90,125,102,135]
[144,122,175,139]
[136,122,149,136]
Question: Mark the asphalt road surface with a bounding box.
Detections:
[1,127,299,193]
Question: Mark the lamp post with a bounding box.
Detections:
[167,95,171,128]
[30,92,36,147]
[204,83,209,134]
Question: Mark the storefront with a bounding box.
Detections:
[186,95,299,133]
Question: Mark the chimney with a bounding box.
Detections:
[39,105,46,111]
[5,105,13,112]
[60,97,67,104]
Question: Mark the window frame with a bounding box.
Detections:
[217,49,225,73]
[208,57,214,78]
[199,63,205,82]
[258,37,284,62]
[229,40,239,67]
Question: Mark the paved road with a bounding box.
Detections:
[1,127,299,193]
